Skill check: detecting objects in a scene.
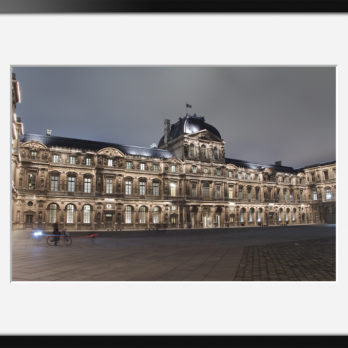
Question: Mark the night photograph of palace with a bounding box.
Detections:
[11,69,336,233]
[11,66,336,282]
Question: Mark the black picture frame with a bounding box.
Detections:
[0,0,348,13]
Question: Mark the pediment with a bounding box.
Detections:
[21,141,48,151]
[187,130,223,142]
[97,147,125,158]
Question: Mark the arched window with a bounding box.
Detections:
[67,204,74,223]
[292,208,296,222]
[139,206,146,224]
[285,209,290,222]
[278,209,283,222]
[125,206,132,224]
[248,209,254,222]
[153,206,160,224]
[83,205,91,224]
[49,203,57,223]
[213,147,219,160]
[257,209,262,223]
[240,208,245,223]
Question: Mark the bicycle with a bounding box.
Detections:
[47,230,72,246]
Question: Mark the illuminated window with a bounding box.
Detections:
[248,209,253,222]
[283,189,287,201]
[140,163,145,171]
[256,187,260,200]
[67,176,75,192]
[228,186,233,199]
[83,205,91,224]
[67,204,74,223]
[139,206,146,224]
[53,154,59,163]
[153,164,158,172]
[108,159,113,167]
[326,188,332,200]
[153,207,160,224]
[106,179,113,194]
[126,161,132,169]
[86,157,92,166]
[125,180,132,195]
[49,204,57,223]
[192,165,197,174]
[125,206,132,223]
[313,191,317,201]
[246,173,251,180]
[84,177,91,193]
[28,173,36,190]
[153,182,159,196]
[139,181,146,195]
[30,151,37,159]
[51,175,59,191]
[69,156,76,165]
[171,165,176,173]
[228,171,232,178]
[170,182,176,197]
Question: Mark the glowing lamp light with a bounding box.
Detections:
[33,230,43,237]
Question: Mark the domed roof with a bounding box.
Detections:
[158,114,222,147]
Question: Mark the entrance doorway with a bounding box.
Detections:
[105,213,113,229]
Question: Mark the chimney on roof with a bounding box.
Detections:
[164,119,170,145]
[46,129,52,136]
[275,161,282,166]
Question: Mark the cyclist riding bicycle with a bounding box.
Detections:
[52,222,60,246]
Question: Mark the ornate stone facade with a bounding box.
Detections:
[11,76,336,231]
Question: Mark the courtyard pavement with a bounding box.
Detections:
[11,224,335,281]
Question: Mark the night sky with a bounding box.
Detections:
[12,66,335,169]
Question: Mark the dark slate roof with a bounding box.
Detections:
[297,160,336,170]
[158,114,222,147]
[226,158,299,174]
[21,133,174,159]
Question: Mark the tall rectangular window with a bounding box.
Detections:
[313,191,317,201]
[68,177,75,192]
[67,204,74,223]
[53,154,59,163]
[215,185,221,199]
[247,188,251,200]
[108,159,113,167]
[192,183,197,197]
[326,189,332,200]
[125,206,132,224]
[289,191,293,202]
[139,181,146,195]
[106,179,113,194]
[202,183,210,198]
[228,171,232,178]
[51,175,59,191]
[283,189,287,201]
[299,190,303,201]
[246,173,251,180]
[333,168,336,178]
[228,186,233,199]
[125,180,132,195]
[84,177,92,193]
[170,182,176,197]
[192,165,197,174]
[171,165,176,173]
[86,157,92,166]
[126,161,132,169]
[153,164,158,172]
[238,187,243,199]
[324,170,329,180]
[238,172,242,180]
[83,205,91,224]
[153,182,159,196]
[69,156,76,165]
[216,168,221,176]
[140,163,145,171]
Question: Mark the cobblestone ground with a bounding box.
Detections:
[234,237,335,281]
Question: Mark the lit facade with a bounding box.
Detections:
[11,75,336,231]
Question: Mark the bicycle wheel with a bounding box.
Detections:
[47,236,56,246]
[64,236,72,246]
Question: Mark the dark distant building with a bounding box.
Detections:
[11,75,336,231]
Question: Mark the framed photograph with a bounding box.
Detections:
[0,0,347,343]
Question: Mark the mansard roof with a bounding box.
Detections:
[21,133,173,159]
[158,114,222,147]
[297,160,336,170]
[225,157,299,174]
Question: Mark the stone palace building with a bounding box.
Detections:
[11,74,336,232]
